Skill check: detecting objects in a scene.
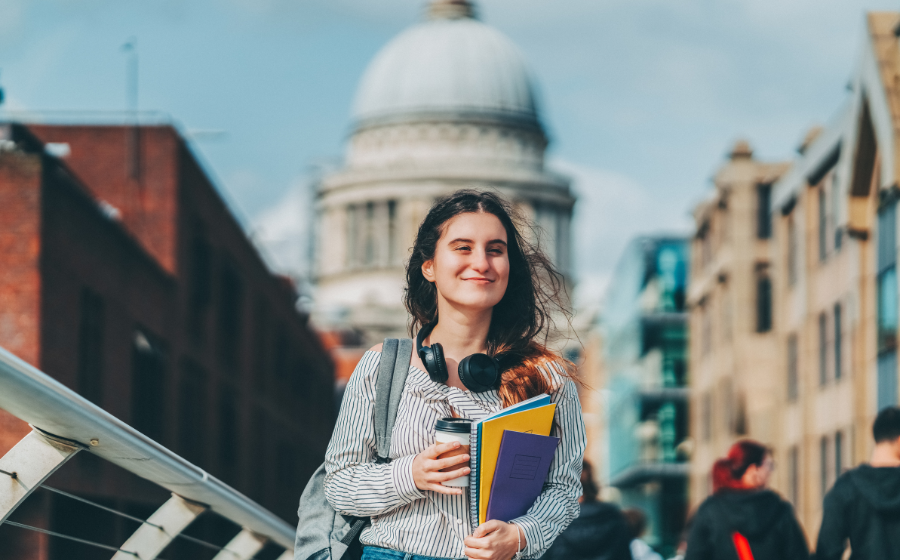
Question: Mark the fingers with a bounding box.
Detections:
[472,520,504,538]
[463,547,491,560]
[427,440,461,458]
[433,466,470,484]
[426,482,464,495]
[435,452,471,471]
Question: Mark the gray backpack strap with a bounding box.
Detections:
[374,338,413,462]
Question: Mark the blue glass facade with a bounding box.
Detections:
[878,198,899,409]
[601,236,689,556]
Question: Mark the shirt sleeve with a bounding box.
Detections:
[324,351,426,517]
[510,364,586,559]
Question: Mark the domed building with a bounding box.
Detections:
[313,0,575,343]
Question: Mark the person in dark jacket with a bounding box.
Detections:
[815,406,900,560]
[541,460,633,560]
[685,439,809,560]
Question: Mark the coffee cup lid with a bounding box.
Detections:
[435,417,472,433]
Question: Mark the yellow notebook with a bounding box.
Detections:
[478,403,556,524]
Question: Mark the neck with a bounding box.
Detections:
[870,442,900,467]
[429,296,492,357]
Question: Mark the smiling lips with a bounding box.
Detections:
[463,277,494,284]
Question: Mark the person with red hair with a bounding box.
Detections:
[685,440,809,560]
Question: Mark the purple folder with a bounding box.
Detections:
[486,430,560,522]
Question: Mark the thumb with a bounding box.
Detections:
[473,520,502,538]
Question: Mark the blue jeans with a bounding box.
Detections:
[361,545,461,560]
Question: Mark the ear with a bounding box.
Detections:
[422,259,436,283]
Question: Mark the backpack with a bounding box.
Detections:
[294,338,413,560]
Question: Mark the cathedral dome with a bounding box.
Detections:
[351,1,541,129]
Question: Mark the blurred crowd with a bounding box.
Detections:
[544,406,900,560]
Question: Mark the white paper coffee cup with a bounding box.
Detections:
[434,418,472,488]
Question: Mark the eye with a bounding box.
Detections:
[455,245,471,251]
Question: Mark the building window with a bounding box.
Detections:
[132,330,167,443]
[819,187,828,262]
[819,312,828,386]
[702,303,712,356]
[835,430,843,478]
[217,261,243,370]
[188,230,212,345]
[722,288,733,342]
[878,199,899,408]
[273,326,290,385]
[252,299,269,394]
[702,392,712,442]
[755,274,772,333]
[834,303,843,380]
[787,334,799,401]
[77,288,105,405]
[757,183,772,239]
[387,199,397,265]
[346,204,359,267]
[365,201,376,266]
[178,360,207,465]
[787,214,799,286]
[218,386,239,485]
[832,175,843,252]
[821,435,831,498]
[789,445,800,506]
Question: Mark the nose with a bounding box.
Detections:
[470,247,490,273]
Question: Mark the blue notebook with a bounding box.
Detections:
[486,430,560,522]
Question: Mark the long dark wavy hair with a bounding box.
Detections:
[404,189,574,406]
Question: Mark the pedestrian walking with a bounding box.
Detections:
[685,439,809,560]
[623,508,662,560]
[814,406,900,560]
[541,460,633,560]
[322,190,587,560]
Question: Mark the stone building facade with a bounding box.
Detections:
[312,0,575,344]
[688,12,900,541]
[687,142,789,500]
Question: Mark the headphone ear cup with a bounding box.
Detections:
[458,353,500,393]
[430,342,449,383]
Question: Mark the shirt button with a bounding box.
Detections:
[456,519,462,525]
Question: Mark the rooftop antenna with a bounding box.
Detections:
[121,38,140,180]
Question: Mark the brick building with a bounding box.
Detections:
[0,121,334,559]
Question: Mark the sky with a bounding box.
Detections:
[1,0,896,305]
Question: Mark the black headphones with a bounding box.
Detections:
[416,322,506,393]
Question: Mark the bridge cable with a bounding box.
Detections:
[1,520,140,556]
[36,484,250,556]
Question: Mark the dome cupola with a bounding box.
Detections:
[351,0,541,131]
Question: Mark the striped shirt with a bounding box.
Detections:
[324,350,586,559]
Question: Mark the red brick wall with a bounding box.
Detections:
[0,150,43,455]
[27,125,180,275]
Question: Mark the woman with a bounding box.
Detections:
[324,190,586,560]
[685,440,808,560]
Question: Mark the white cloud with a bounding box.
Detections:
[249,176,315,279]
[551,158,693,306]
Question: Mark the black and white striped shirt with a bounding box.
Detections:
[324,350,586,559]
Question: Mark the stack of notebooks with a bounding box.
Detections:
[468,394,561,527]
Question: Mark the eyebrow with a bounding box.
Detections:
[448,238,507,246]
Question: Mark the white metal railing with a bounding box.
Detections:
[0,345,294,560]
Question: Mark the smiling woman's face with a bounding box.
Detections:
[422,212,510,313]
